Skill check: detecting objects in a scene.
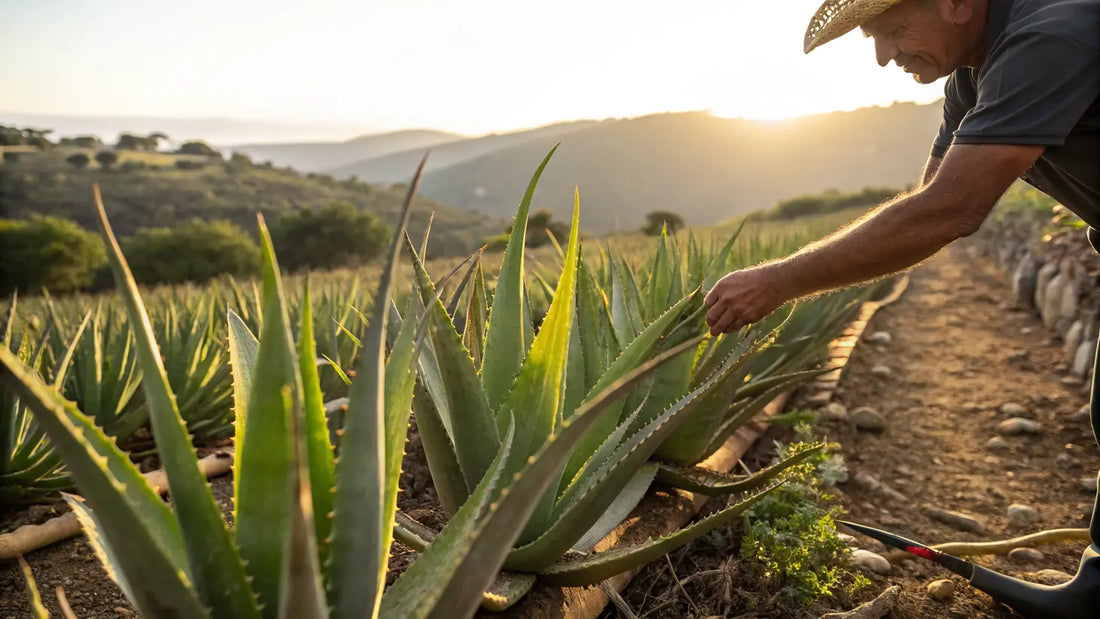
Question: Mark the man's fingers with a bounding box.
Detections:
[706,299,727,326]
[711,307,741,336]
[704,286,720,307]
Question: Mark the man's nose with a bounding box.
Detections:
[874,37,896,67]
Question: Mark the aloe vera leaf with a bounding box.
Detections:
[481,147,557,411]
[407,236,499,490]
[277,383,327,619]
[571,463,657,552]
[16,556,48,619]
[297,284,336,572]
[66,494,211,618]
[575,260,616,389]
[0,348,207,616]
[232,218,305,615]
[607,252,637,346]
[379,419,515,618]
[691,380,798,464]
[49,312,89,390]
[733,368,831,400]
[508,333,754,571]
[463,258,488,370]
[329,156,422,619]
[561,293,698,486]
[410,382,468,516]
[537,484,784,586]
[502,191,580,544]
[394,511,436,550]
[656,444,824,496]
[480,573,538,612]
[227,309,257,503]
[92,186,258,618]
[645,227,672,320]
[410,336,700,619]
[702,219,746,292]
[381,273,421,568]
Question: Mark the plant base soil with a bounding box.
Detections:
[3,242,1099,619]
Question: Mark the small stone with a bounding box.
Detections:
[1029,569,1073,585]
[1062,376,1084,386]
[1007,349,1030,362]
[1071,405,1091,423]
[921,505,986,534]
[962,402,983,412]
[1056,453,1074,467]
[1021,327,1033,335]
[851,549,891,575]
[838,533,858,546]
[926,579,955,601]
[999,403,1032,418]
[1081,476,1098,493]
[852,407,887,432]
[1008,548,1045,563]
[996,418,1041,435]
[821,402,850,422]
[870,364,893,377]
[1007,504,1040,528]
[986,436,1009,451]
[866,331,892,345]
[1074,340,1097,377]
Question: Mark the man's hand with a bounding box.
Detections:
[704,265,789,336]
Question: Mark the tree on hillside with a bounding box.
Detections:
[60,136,102,149]
[483,208,570,251]
[123,220,261,285]
[66,153,91,169]
[177,141,221,158]
[116,133,162,151]
[0,215,107,295]
[642,210,684,236]
[270,201,390,272]
[95,151,119,171]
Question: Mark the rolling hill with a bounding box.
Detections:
[327,119,604,184]
[229,129,463,173]
[404,103,945,233]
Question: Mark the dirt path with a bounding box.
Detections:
[824,242,1100,618]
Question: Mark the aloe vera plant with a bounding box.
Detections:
[398,150,821,608]
[3,164,712,618]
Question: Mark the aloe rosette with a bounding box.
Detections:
[401,149,817,607]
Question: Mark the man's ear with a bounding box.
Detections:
[941,0,976,26]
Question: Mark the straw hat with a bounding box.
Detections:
[804,0,906,53]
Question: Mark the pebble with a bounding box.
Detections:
[851,549,891,575]
[852,472,909,503]
[870,364,893,377]
[996,418,1041,435]
[866,331,892,345]
[1056,453,1074,467]
[1071,405,1091,423]
[821,402,850,422]
[1006,504,1040,528]
[999,403,1032,418]
[921,505,986,534]
[1082,476,1098,493]
[1008,548,1045,563]
[926,579,955,601]
[1021,327,1033,335]
[986,436,1009,451]
[837,533,858,546]
[852,407,887,432]
[1029,569,1073,585]
[962,402,983,413]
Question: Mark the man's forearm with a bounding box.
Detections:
[767,187,972,300]
[921,155,943,187]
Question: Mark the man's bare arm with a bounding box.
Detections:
[704,144,1043,334]
[921,155,943,187]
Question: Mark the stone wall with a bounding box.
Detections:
[970,213,1100,379]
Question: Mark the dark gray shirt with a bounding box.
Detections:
[930,0,1100,227]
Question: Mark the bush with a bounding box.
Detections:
[270,201,389,272]
[66,153,90,169]
[174,159,206,170]
[0,215,107,295]
[770,187,902,220]
[95,151,119,171]
[642,210,685,236]
[122,219,261,285]
[176,141,221,158]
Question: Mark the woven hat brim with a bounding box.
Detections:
[804,0,907,53]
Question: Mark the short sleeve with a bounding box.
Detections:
[953,32,1100,147]
[931,71,977,158]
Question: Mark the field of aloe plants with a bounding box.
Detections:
[0,151,888,617]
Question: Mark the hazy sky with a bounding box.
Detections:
[0,0,945,136]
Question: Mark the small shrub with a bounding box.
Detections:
[174,159,206,170]
[0,215,107,295]
[122,219,261,285]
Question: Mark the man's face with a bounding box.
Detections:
[860,0,971,84]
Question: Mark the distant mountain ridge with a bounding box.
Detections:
[229,129,462,173]
[361,103,945,233]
